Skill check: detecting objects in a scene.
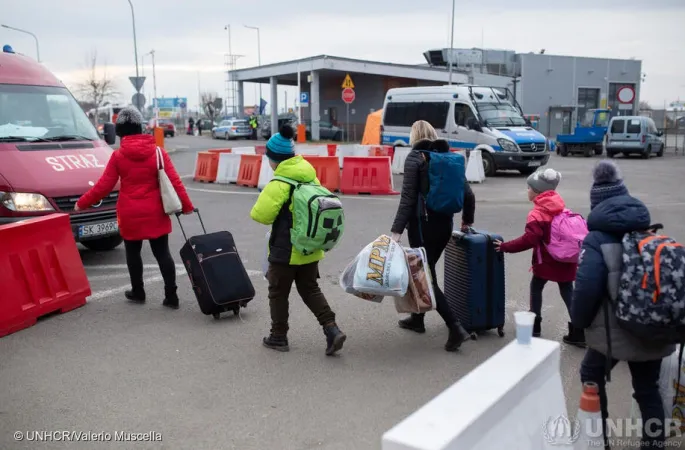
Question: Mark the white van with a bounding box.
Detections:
[381,86,550,176]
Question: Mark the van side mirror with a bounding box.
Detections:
[103,122,116,146]
[657,130,664,137]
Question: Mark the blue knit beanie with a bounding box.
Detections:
[266,125,295,162]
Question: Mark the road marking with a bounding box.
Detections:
[181,174,193,180]
[88,269,262,301]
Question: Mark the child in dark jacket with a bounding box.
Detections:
[494,168,585,347]
[572,160,671,449]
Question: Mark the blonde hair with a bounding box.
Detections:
[409,120,438,146]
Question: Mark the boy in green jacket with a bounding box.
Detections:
[250,125,346,355]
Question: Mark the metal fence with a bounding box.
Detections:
[642,109,685,154]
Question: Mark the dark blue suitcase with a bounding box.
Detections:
[444,228,506,339]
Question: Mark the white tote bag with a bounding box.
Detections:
[156,146,182,215]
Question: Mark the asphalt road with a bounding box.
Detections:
[2,135,685,449]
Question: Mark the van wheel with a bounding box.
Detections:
[657,145,664,157]
[594,144,603,156]
[82,235,124,252]
[583,147,592,157]
[558,144,569,157]
[607,151,615,158]
[642,146,651,159]
[481,152,496,177]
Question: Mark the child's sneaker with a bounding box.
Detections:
[323,324,346,356]
[263,334,289,352]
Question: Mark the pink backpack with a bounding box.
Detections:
[538,209,588,264]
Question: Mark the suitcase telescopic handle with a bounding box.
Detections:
[175,208,206,241]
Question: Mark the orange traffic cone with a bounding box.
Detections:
[574,382,605,449]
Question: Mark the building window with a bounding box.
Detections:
[577,88,600,120]
[383,102,449,129]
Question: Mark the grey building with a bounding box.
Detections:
[229,50,642,141]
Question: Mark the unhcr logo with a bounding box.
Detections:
[543,415,683,446]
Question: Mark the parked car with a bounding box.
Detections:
[212,119,252,140]
[261,114,297,139]
[146,118,176,137]
[606,115,664,159]
[305,121,344,141]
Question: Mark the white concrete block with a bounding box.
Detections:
[382,339,571,450]
[295,144,328,156]
[231,147,256,155]
[392,147,411,174]
[465,149,486,183]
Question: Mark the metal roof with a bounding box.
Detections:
[229,54,469,86]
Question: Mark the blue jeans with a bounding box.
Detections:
[579,348,665,450]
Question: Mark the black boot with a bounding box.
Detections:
[445,322,471,352]
[533,316,542,337]
[563,322,587,348]
[323,323,346,356]
[262,334,289,352]
[162,286,179,310]
[398,314,426,334]
[125,287,146,304]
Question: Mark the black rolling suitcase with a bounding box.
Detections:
[444,228,506,339]
[177,209,255,319]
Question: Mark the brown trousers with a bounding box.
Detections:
[266,262,336,335]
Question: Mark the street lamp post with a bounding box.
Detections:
[224,24,232,117]
[126,0,141,91]
[1,24,40,62]
[448,0,455,85]
[244,25,262,113]
[146,50,158,122]
[141,53,147,100]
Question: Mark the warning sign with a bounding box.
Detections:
[341,74,355,89]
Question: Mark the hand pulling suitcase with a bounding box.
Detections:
[177,209,255,319]
[444,228,505,339]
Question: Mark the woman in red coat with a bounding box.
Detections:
[75,107,194,308]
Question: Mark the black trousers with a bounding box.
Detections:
[406,215,457,328]
[124,234,176,291]
[529,276,573,319]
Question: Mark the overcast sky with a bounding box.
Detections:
[2,0,683,113]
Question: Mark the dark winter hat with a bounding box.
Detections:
[115,106,144,138]
[266,124,296,163]
[527,168,561,193]
[590,160,629,209]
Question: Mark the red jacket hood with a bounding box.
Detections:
[118,134,157,161]
[532,191,565,219]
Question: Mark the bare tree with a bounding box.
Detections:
[76,50,118,125]
[201,92,222,124]
[639,100,652,111]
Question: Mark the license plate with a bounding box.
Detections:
[79,221,118,237]
[528,161,542,167]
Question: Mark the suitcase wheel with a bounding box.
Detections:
[470,332,478,341]
[212,313,221,320]
[497,326,505,337]
[232,307,240,316]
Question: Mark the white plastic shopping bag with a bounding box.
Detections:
[339,235,409,301]
[631,345,685,436]
[394,247,435,314]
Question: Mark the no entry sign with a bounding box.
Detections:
[617,86,635,104]
[342,88,355,104]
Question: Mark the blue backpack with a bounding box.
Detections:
[419,150,466,215]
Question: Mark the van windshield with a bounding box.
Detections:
[478,103,527,127]
[0,84,99,141]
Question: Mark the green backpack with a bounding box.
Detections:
[272,176,345,255]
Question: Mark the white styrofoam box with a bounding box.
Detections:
[295,144,328,156]
[257,155,275,190]
[216,153,243,184]
[336,144,370,168]
[465,149,485,183]
[231,147,256,155]
[382,339,571,450]
[391,147,411,174]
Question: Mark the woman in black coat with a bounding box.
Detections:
[390,120,475,352]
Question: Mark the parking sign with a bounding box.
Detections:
[300,92,309,107]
